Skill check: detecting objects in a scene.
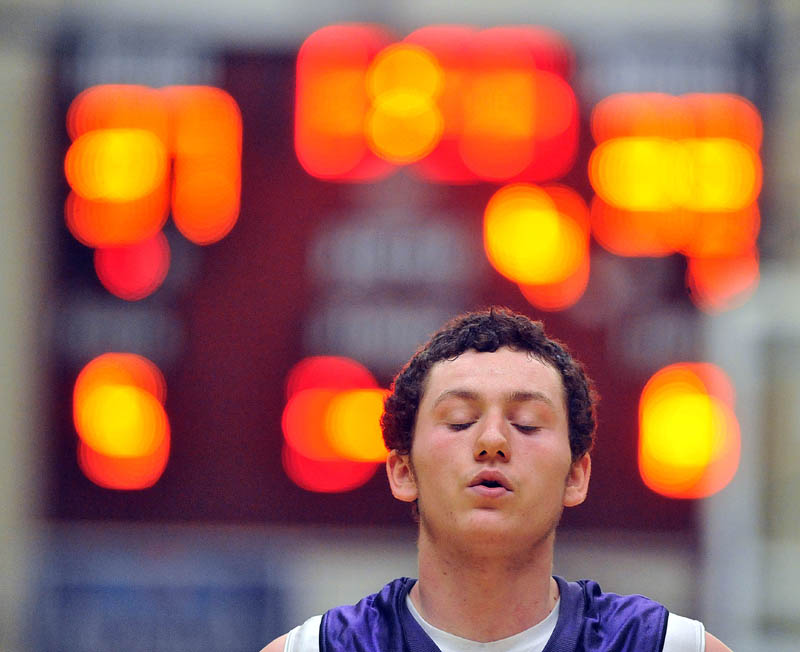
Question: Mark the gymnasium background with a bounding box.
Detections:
[1,1,799,650]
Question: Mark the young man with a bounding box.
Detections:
[263,308,732,652]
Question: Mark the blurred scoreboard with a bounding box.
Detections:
[43,21,766,529]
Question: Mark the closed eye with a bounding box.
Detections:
[514,424,540,433]
[448,423,474,431]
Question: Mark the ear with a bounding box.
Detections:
[386,450,418,503]
[563,453,591,507]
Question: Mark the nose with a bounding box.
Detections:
[473,414,510,462]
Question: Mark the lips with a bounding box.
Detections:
[469,470,512,493]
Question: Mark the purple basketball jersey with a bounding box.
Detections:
[320,576,668,652]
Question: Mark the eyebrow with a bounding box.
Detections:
[432,389,556,409]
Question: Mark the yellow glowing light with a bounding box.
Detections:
[590,137,760,213]
[364,43,445,164]
[484,184,587,284]
[65,128,168,202]
[639,363,740,499]
[366,91,443,163]
[641,392,724,468]
[324,389,389,463]
[679,138,761,212]
[367,43,443,99]
[589,138,681,211]
[74,384,168,458]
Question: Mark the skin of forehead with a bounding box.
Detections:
[420,348,566,413]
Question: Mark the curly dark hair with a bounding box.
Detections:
[381,307,597,461]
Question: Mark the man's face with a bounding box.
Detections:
[387,346,590,552]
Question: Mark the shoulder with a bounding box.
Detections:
[260,579,413,652]
[260,633,287,652]
[704,631,733,652]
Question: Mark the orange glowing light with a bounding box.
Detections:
[164,86,242,245]
[683,93,762,149]
[74,352,166,406]
[588,91,763,313]
[518,253,590,312]
[67,84,169,143]
[65,128,169,202]
[686,250,760,313]
[295,24,394,180]
[483,184,588,285]
[65,84,243,250]
[65,180,170,247]
[589,200,690,258]
[170,160,240,244]
[281,443,379,493]
[94,231,170,300]
[405,25,479,183]
[681,205,760,259]
[591,93,693,142]
[639,363,740,498]
[78,432,169,490]
[459,27,578,182]
[325,389,389,462]
[282,389,344,461]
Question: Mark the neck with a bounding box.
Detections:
[410,528,559,643]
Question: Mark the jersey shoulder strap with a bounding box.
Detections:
[320,577,439,652]
[543,576,669,652]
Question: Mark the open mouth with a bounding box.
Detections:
[469,472,511,493]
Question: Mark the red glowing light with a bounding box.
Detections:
[78,433,169,490]
[687,250,760,313]
[281,356,385,492]
[295,24,578,183]
[281,443,379,493]
[94,231,170,301]
[295,24,395,180]
[285,355,378,398]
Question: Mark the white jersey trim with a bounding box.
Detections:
[663,613,706,652]
[284,614,321,652]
